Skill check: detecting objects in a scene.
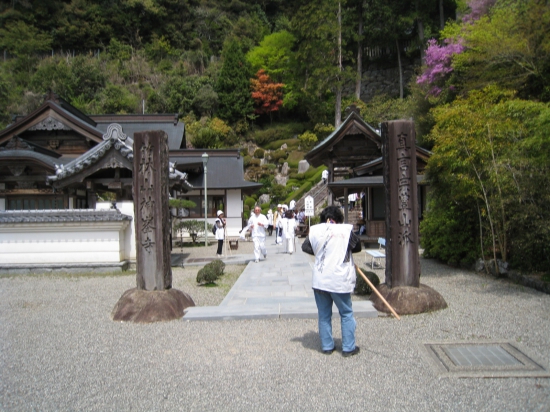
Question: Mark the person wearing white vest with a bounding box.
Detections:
[214,210,226,257]
[302,205,362,357]
[248,206,268,263]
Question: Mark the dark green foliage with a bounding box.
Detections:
[196,259,226,285]
[420,201,480,267]
[253,148,265,158]
[355,269,380,295]
[174,219,206,244]
[244,197,256,210]
[193,85,219,117]
[100,84,138,114]
[249,158,261,166]
[270,184,290,205]
[31,56,106,103]
[169,199,197,210]
[215,41,253,124]
[285,181,312,204]
[269,150,288,162]
[253,123,306,147]
[190,127,218,149]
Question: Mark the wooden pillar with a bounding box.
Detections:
[382,120,420,288]
[343,187,348,223]
[328,158,334,205]
[133,130,172,291]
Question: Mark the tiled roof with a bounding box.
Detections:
[170,151,262,191]
[46,123,193,190]
[0,209,132,224]
[47,123,133,183]
[0,149,59,169]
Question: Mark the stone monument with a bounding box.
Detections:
[370,120,447,315]
[112,131,194,322]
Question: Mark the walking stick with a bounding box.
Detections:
[355,265,401,320]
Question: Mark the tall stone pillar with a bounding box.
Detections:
[383,121,420,288]
[134,131,172,291]
[112,131,194,322]
[370,120,447,315]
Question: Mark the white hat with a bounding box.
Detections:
[282,204,288,210]
[217,210,224,217]
[277,204,282,208]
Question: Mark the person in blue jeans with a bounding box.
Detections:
[302,205,362,357]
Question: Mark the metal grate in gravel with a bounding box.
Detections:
[421,341,550,378]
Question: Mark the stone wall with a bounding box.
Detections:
[344,59,420,101]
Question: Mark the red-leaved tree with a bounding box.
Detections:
[250,69,284,122]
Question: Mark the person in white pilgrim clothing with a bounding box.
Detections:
[248,206,268,263]
[301,205,362,357]
[289,199,296,211]
[267,209,274,236]
[284,210,297,254]
[214,210,226,257]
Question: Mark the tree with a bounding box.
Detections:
[215,41,254,124]
[246,30,295,83]
[423,86,550,272]
[287,0,353,125]
[192,84,219,117]
[453,0,550,102]
[250,69,284,122]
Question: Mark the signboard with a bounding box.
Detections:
[304,195,314,217]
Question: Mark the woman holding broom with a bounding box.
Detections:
[301,205,362,357]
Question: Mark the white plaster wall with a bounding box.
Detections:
[96,201,135,261]
[0,221,130,264]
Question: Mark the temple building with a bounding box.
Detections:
[305,106,430,242]
[0,93,260,272]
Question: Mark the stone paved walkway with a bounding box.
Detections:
[182,237,378,320]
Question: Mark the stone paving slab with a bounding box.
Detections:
[183,305,281,321]
[181,238,380,321]
[184,299,379,321]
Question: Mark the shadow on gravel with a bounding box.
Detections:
[291,330,342,354]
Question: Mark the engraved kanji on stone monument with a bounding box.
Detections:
[383,121,420,288]
[134,131,172,291]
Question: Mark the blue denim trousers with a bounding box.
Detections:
[314,289,356,352]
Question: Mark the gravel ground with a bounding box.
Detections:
[1,248,550,411]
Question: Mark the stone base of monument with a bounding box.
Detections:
[370,284,447,315]
[112,288,195,323]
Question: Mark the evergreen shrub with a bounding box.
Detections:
[244,197,256,210]
[254,148,265,158]
[196,259,226,285]
[354,269,380,295]
[270,149,288,161]
[285,181,312,204]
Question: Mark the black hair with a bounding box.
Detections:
[320,205,343,224]
[285,210,294,219]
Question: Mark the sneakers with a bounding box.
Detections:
[342,346,360,358]
[254,259,259,263]
[322,347,335,355]
[216,254,223,258]
[263,254,267,259]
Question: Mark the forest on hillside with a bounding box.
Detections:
[1,0,549,273]
[0,0,457,131]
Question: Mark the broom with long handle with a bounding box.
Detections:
[355,265,401,320]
